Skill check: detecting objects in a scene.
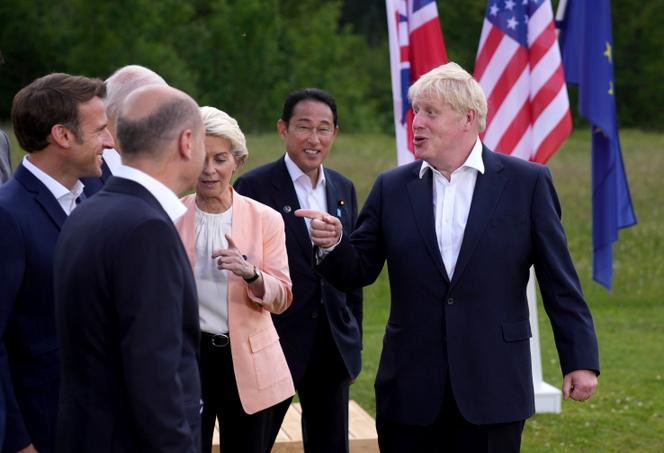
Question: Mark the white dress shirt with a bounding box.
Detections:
[102,148,122,174]
[284,154,327,234]
[113,164,186,223]
[195,206,232,335]
[419,138,485,279]
[22,155,84,215]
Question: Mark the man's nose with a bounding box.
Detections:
[103,129,115,149]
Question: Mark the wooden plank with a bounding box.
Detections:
[212,400,378,453]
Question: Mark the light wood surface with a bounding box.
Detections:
[211,400,378,452]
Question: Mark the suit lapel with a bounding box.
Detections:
[406,164,448,282]
[450,148,506,289]
[324,169,340,217]
[270,158,312,257]
[15,164,67,229]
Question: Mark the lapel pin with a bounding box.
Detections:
[336,200,345,217]
[283,205,292,214]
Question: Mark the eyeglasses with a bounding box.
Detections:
[290,124,335,138]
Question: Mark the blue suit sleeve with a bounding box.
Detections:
[317,174,386,292]
[112,219,197,452]
[531,167,600,376]
[0,206,31,451]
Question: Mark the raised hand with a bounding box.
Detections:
[295,209,342,249]
[211,234,255,280]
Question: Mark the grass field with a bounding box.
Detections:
[6,128,663,451]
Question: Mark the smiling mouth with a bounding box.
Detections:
[304,149,320,155]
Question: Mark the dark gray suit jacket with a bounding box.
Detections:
[0,131,11,184]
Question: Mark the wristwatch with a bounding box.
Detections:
[243,265,259,283]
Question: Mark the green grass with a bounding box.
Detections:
[5,128,663,451]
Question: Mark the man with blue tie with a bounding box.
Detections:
[81,64,167,196]
[0,73,114,453]
[300,62,599,452]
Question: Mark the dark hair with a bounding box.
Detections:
[280,88,338,126]
[117,96,201,157]
[11,73,106,153]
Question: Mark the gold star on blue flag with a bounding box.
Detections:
[558,0,637,290]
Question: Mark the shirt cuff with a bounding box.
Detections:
[315,231,343,263]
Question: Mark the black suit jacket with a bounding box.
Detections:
[0,164,66,453]
[316,148,600,426]
[235,157,363,382]
[54,177,201,452]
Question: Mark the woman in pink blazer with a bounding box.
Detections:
[176,106,294,453]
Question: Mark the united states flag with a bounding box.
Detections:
[386,0,447,165]
[474,0,571,163]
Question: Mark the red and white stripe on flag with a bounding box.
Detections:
[474,0,571,163]
[386,0,447,166]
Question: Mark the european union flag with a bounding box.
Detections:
[558,0,637,290]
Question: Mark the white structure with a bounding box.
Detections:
[528,267,562,413]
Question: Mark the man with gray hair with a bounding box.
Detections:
[54,84,205,452]
[299,62,599,452]
[82,64,167,196]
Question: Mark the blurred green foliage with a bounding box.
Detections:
[0,0,662,132]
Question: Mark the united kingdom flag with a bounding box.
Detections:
[386,0,448,165]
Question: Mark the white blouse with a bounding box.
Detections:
[195,205,233,335]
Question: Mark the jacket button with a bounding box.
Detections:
[447,298,455,305]
[311,311,319,319]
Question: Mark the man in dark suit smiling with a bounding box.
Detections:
[235,88,362,453]
[299,62,599,453]
[0,73,113,453]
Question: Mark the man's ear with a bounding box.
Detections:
[50,124,74,148]
[178,129,193,160]
[464,110,477,131]
[277,119,288,139]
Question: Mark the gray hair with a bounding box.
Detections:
[408,62,488,132]
[200,106,248,166]
[105,65,167,121]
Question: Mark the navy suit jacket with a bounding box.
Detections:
[0,164,66,453]
[53,177,201,452]
[316,148,599,426]
[235,157,363,382]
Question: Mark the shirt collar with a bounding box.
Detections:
[22,155,84,200]
[419,137,485,179]
[102,148,122,174]
[284,153,326,190]
[114,164,186,223]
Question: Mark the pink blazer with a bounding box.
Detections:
[177,191,295,414]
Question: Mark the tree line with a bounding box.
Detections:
[1,0,661,133]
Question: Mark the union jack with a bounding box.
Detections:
[386,0,447,165]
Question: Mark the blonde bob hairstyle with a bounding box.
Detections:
[408,62,488,133]
[200,106,248,166]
